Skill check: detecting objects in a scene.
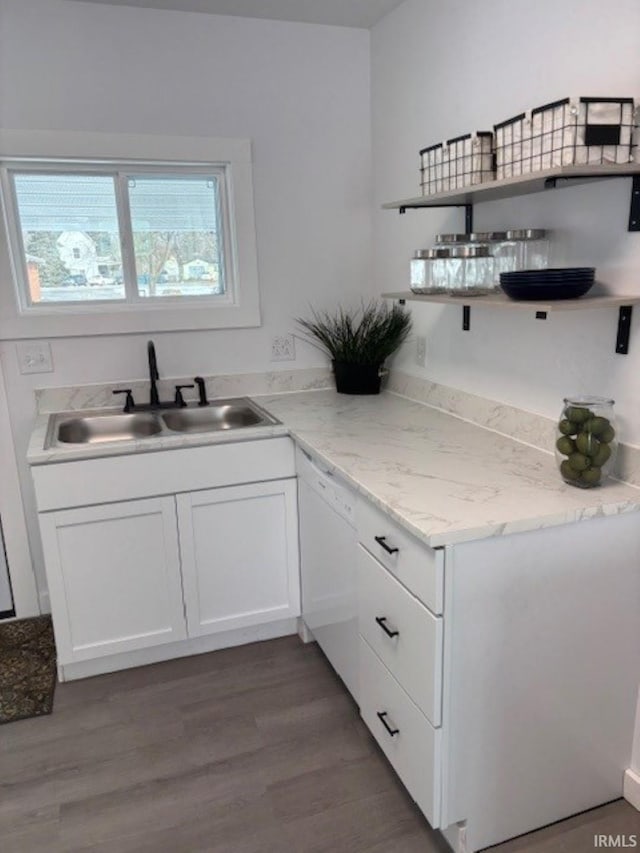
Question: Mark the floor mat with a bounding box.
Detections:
[0,615,56,724]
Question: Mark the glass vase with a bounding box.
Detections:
[555,396,617,488]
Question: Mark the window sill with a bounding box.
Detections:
[0,299,261,339]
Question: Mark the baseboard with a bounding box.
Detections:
[441,822,468,853]
[38,589,50,614]
[297,617,315,644]
[624,768,640,811]
[58,617,298,681]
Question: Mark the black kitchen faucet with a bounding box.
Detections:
[147,340,161,407]
[113,340,194,412]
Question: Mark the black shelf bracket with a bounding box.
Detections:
[616,305,633,354]
[398,202,474,232]
[464,204,473,233]
[393,168,640,231]
[462,302,547,328]
[544,173,640,233]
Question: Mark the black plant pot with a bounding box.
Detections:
[333,361,382,395]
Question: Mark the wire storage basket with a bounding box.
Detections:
[420,142,444,195]
[494,97,637,180]
[420,132,495,195]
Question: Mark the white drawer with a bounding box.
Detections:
[359,637,441,828]
[358,545,442,726]
[356,497,443,614]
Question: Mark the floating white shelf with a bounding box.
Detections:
[381,292,639,354]
[383,163,640,231]
[383,163,640,350]
[381,291,640,313]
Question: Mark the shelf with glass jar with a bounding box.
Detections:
[381,291,640,354]
[410,230,550,296]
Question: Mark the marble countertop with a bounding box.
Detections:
[27,389,640,548]
[257,390,640,547]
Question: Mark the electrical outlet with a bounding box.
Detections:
[271,334,296,362]
[416,335,426,367]
[17,341,54,374]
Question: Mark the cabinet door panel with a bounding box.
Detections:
[40,497,186,663]
[178,480,300,636]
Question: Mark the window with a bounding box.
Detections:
[0,132,260,338]
[13,172,125,304]
[9,168,230,306]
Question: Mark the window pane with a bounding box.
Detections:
[128,176,224,298]
[13,174,124,303]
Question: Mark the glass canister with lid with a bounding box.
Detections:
[410,248,450,294]
[435,235,470,295]
[435,233,471,249]
[505,229,550,270]
[555,396,617,488]
[448,245,495,296]
[470,231,515,280]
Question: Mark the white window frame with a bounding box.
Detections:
[0,131,261,338]
[4,164,236,312]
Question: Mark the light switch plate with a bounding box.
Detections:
[17,341,54,374]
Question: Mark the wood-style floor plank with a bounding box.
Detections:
[0,635,638,852]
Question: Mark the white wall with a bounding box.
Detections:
[371,0,640,441]
[0,0,372,603]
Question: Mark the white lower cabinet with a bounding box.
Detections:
[352,499,640,853]
[39,496,186,662]
[32,437,299,678]
[177,480,300,637]
[356,503,444,834]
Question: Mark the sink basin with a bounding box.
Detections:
[53,413,162,445]
[43,397,278,449]
[161,399,277,433]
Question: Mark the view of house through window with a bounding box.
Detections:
[11,170,226,306]
[14,173,124,302]
[128,176,223,299]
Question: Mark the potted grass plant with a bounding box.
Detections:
[297,302,412,395]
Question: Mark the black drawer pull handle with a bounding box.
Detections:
[377,711,399,737]
[374,535,399,555]
[375,616,399,638]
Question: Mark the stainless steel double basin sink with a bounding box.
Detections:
[45,398,279,448]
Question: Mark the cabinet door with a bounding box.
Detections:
[39,496,186,664]
[177,479,300,637]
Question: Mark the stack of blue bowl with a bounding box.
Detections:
[499,268,595,301]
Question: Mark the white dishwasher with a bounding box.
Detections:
[297,447,359,702]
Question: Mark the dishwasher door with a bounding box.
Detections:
[298,451,358,701]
